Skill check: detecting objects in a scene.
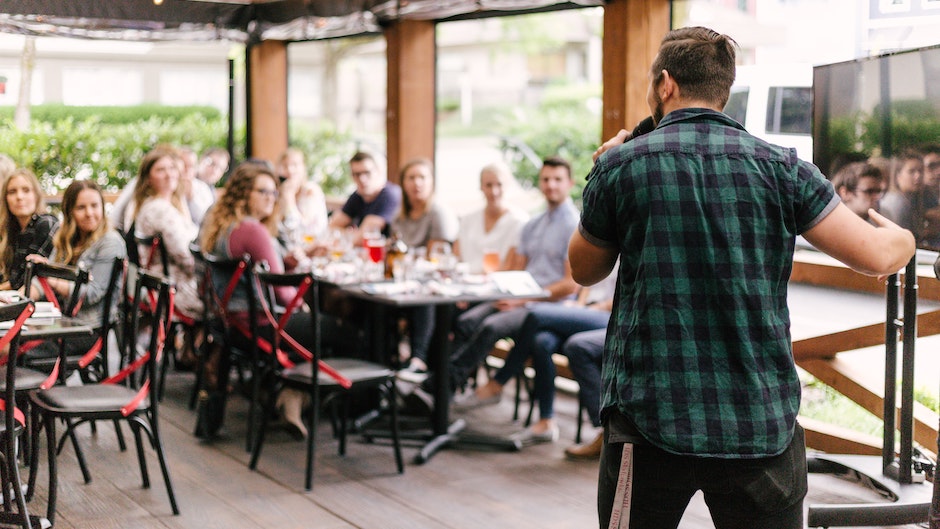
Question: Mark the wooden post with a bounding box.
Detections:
[247,40,288,162]
[386,19,436,185]
[601,0,671,141]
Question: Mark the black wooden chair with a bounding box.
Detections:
[199,252,259,447]
[0,299,49,529]
[249,270,403,490]
[132,233,202,401]
[28,270,180,519]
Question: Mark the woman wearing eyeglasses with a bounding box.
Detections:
[128,147,203,321]
[200,161,309,438]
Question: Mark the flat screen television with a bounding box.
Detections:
[813,44,940,178]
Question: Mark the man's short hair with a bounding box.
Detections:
[651,26,738,108]
[350,151,377,166]
[830,161,885,192]
[541,156,572,179]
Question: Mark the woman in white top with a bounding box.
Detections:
[277,148,329,250]
[129,146,203,320]
[454,162,528,273]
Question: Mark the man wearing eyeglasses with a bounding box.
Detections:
[830,161,886,222]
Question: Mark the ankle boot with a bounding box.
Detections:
[276,388,308,440]
[564,431,603,460]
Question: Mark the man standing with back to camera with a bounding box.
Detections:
[570,27,916,528]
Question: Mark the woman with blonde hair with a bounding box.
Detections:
[26,180,126,368]
[0,168,58,290]
[129,147,202,320]
[276,148,328,250]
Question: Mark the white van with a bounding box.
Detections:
[723,64,813,162]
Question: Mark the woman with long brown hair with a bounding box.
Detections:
[26,179,126,368]
[128,147,202,320]
[201,161,311,438]
[0,168,58,290]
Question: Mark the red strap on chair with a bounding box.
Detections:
[37,275,84,316]
[76,337,103,369]
[0,399,26,427]
[103,285,173,415]
[253,274,352,389]
[0,304,34,351]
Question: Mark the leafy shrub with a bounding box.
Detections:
[0,104,221,124]
[496,82,600,200]
[0,106,359,198]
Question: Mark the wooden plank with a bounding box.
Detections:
[799,416,883,456]
[799,356,940,451]
[793,308,940,360]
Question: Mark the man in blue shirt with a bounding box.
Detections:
[570,26,916,529]
[434,157,579,443]
[328,151,402,242]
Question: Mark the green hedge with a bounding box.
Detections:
[0,104,221,124]
[0,106,359,197]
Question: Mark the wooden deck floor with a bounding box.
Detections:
[10,367,929,529]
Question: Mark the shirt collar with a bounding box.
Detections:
[656,107,745,132]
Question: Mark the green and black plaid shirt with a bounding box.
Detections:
[580,108,838,458]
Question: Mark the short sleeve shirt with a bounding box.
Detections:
[3,213,58,289]
[340,183,403,229]
[392,200,459,248]
[580,108,838,458]
[518,199,579,288]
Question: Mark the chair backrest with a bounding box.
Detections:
[0,300,34,427]
[76,256,127,377]
[23,261,90,317]
[116,269,173,411]
[254,270,351,389]
[133,233,170,277]
[203,252,258,355]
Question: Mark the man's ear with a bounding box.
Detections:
[660,70,678,101]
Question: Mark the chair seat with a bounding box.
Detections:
[282,358,393,387]
[0,366,50,392]
[32,384,148,414]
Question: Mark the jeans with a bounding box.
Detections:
[406,305,435,364]
[563,328,606,427]
[493,304,609,421]
[449,301,530,389]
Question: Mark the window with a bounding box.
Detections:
[724,88,749,125]
[766,86,811,135]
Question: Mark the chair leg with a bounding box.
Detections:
[387,381,404,474]
[248,394,273,471]
[44,412,58,527]
[338,397,349,457]
[576,401,585,444]
[63,419,92,484]
[26,408,40,503]
[147,418,180,515]
[113,419,127,451]
[304,387,319,491]
[130,422,150,489]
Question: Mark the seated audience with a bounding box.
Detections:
[196,147,231,189]
[443,156,580,395]
[0,169,59,290]
[456,270,615,450]
[25,180,127,372]
[200,161,309,438]
[880,150,926,241]
[327,151,401,244]
[277,147,329,250]
[829,161,886,222]
[128,147,203,321]
[179,146,216,225]
[454,162,528,273]
[392,158,458,378]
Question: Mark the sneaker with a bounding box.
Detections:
[452,390,501,411]
[397,364,429,384]
[509,424,560,446]
[564,432,603,460]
